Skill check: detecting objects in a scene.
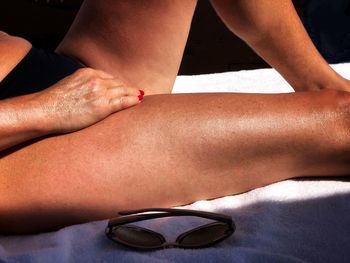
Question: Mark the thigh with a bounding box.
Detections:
[1,94,213,234]
[56,0,197,95]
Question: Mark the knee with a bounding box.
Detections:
[333,89,350,134]
[326,89,350,156]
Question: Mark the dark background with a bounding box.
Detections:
[1,0,350,75]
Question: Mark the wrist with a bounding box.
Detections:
[21,93,56,135]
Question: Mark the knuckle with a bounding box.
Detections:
[113,97,122,108]
[87,77,102,89]
[119,96,127,107]
[119,96,133,108]
[90,99,102,109]
[91,85,102,94]
[76,67,95,77]
[119,86,128,95]
[112,97,128,109]
[89,99,107,115]
[84,90,99,100]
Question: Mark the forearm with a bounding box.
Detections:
[211,0,349,91]
[0,94,51,151]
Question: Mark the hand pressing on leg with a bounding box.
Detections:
[0,68,143,151]
[33,67,144,134]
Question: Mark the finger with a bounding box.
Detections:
[108,85,144,98]
[109,96,141,112]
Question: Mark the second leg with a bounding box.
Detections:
[57,0,197,95]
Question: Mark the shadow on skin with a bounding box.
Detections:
[0,134,55,158]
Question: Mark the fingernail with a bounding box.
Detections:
[138,90,144,101]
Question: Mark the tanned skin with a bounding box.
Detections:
[1,1,350,234]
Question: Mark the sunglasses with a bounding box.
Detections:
[105,208,235,250]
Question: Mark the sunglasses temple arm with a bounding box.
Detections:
[115,208,232,223]
[118,208,232,221]
[108,212,178,226]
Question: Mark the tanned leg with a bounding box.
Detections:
[1,90,349,234]
[56,0,197,95]
[1,0,349,235]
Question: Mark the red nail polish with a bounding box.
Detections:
[139,90,145,96]
[138,94,144,101]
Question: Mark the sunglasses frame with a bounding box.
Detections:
[105,208,235,250]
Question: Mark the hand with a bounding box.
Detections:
[33,68,144,133]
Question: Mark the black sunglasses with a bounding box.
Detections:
[105,208,235,250]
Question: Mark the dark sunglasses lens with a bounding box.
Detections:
[178,222,232,247]
[110,226,164,248]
